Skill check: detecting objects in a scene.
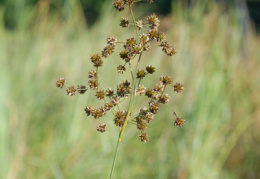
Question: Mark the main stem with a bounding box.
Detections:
[110,5,141,178]
[110,133,120,179]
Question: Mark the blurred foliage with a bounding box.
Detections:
[1,0,260,31]
[0,0,260,179]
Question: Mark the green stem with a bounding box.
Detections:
[129,5,139,40]
[110,132,121,179]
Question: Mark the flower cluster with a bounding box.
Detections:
[56,0,184,143]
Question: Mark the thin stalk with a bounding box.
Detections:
[110,133,121,179]
[129,5,139,40]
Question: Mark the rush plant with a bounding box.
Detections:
[56,0,184,178]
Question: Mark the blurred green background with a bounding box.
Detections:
[0,0,260,178]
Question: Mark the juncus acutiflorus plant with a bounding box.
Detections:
[56,0,185,178]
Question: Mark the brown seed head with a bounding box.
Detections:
[66,86,76,96]
[174,117,185,127]
[96,123,106,133]
[56,77,66,88]
[139,133,149,142]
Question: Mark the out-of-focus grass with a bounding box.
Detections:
[0,1,260,179]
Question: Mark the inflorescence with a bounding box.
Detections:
[56,0,184,143]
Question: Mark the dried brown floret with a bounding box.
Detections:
[136,85,146,96]
[124,0,134,5]
[166,48,177,56]
[154,82,164,92]
[111,96,120,106]
[120,17,130,28]
[139,133,149,142]
[148,29,158,40]
[136,20,143,30]
[142,43,151,51]
[90,53,103,67]
[96,123,106,133]
[92,108,106,119]
[85,106,94,116]
[139,34,149,44]
[106,88,114,97]
[113,0,125,11]
[174,117,185,127]
[114,110,127,127]
[124,38,137,48]
[102,44,115,58]
[120,50,131,62]
[146,65,156,74]
[174,83,184,93]
[117,81,131,97]
[147,13,160,29]
[107,36,118,45]
[133,45,142,54]
[56,77,66,88]
[136,69,146,79]
[158,75,173,85]
[88,70,98,79]
[88,79,98,90]
[104,102,114,111]
[66,86,77,96]
[145,112,154,123]
[149,101,160,114]
[157,31,166,42]
[146,0,153,3]
[159,94,170,104]
[95,90,106,100]
[136,116,148,131]
[117,65,126,74]
[145,89,154,98]
[77,85,87,94]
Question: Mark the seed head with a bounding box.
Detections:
[88,70,98,79]
[90,54,103,67]
[136,69,147,79]
[88,79,98,90]
[92,108,106,119]
[117,65,126,74]
[148,29,158,40]
[174,83,184,93]
[145,89,154,98]
[136,85,146,96]
[104,102,114,111]
[113,0,125,11]
[159,94,170,104]
[85,106,94,116]
[95,90,106,100]
[120,50,131,62]
[149,101,160,114]
[158,75,173,85]
[146,65,156,74]
[139,133,149,143]
[136,20,143,30]
[120,18,130,28]
[106,88,114,97]
[66,86,76,96]
[107,36,117,45]
[147,13,160,29]
[157,31,166,42]
[139,34,149,44]
[96,123,106,133]
[56,77,66,88]
[174,117,185,127]
[114,110,127,127]
[102,44,115,58]
[77,85,87,94]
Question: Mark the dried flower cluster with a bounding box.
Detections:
[56,0,184,143]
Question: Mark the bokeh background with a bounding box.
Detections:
[1,0,260,178]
